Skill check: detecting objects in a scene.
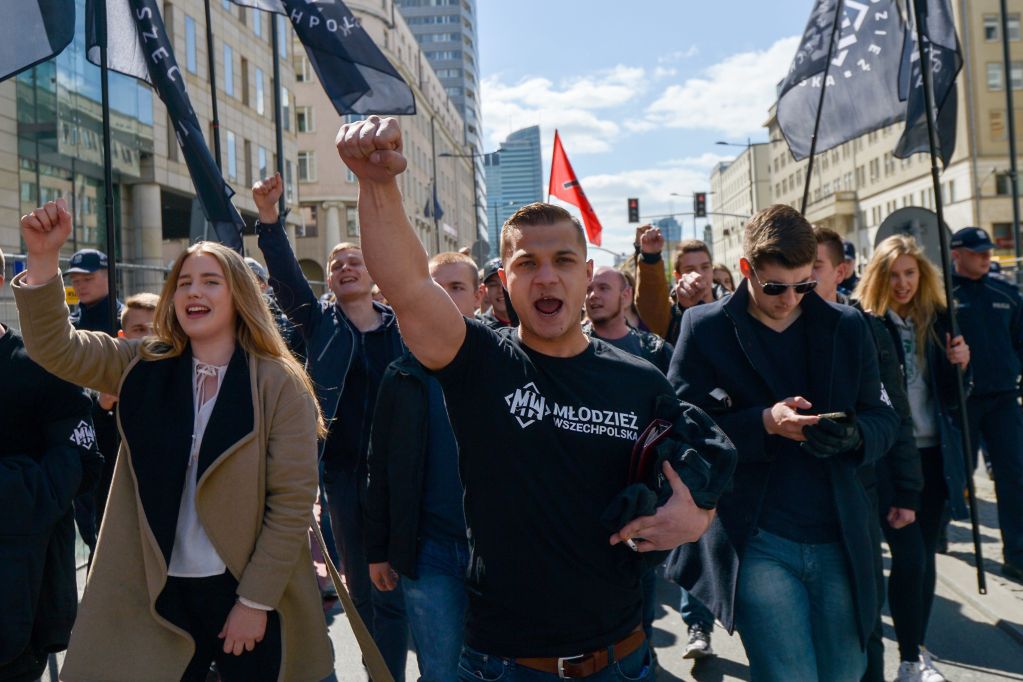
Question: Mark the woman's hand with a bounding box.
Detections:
[369,561,399,591]
[218,602,268,655]
[887,506,917,529]
[20,199,72,285]
[946,334,970,369]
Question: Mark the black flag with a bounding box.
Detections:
[0,0,75,83]
[776,0,907,160]
[894,0,962,168]
[230,0,415,116]
[86,0,245,251]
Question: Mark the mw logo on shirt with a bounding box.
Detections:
[505,383,640,440]
[70,420,97,451]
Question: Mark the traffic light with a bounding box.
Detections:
[694,192,707,218]
[627,197,640,223]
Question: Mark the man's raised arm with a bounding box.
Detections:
[336,116,465,369]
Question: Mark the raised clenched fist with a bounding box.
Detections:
[252,173,284,223]
[21,198,73,258]
[335,116,407,185]
[638,226,664,255]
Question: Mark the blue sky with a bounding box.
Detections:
[477,0,815,262]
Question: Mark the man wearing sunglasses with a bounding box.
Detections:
[665,204,899,681]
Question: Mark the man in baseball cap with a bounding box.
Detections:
[476,258,515,329]
[952,225,1023,582]
[838,240,859,297]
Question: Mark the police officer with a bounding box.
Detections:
[838,240,859,297]
[952,227,1023,582]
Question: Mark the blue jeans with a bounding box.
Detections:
[322,464,408,681]
[402,537,470,682]
[735,530,864,682]
[679,587,714,629]
[457,642,653,681]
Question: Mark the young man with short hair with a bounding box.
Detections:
[252,173,409,678]
[635,229,726,345]
[667,205,899,680]
[585,266,672,374]
[337,116,735,680]
[365,251,481,682]
[951,227,1023,582]
[120,292,159,340]
[477,258,513,329]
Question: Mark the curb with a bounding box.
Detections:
[934,553,1023,647]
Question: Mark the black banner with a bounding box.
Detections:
[0,0,75,83]
[231,0,415,116]
[87,0,245,251]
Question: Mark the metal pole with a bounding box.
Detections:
[747,137,755,215]
[97,0,118,334]
[204,0,222,168]
[271,13,286,220]
[801,0,844,215]
[1000,0,1022,282]
[912,0,986,594]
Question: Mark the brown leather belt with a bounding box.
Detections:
[515,627,646,679]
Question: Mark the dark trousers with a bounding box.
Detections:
[966,393,1023,566]
[862,486,885,682]
[155,572,281,682]
[322,463,408,681]
[881,449,947,662]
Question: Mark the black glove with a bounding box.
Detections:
[802,414,862,459]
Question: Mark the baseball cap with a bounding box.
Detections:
[843,241,856,261]
[66,249,109,274]
[482,258,502,284]
[950,227,995,252]
[244,257,269,283]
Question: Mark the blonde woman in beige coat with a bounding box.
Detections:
[12,198,334,682]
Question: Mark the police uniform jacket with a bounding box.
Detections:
[12,273,333,682]
[952,272,1023,397]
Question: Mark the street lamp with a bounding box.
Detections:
[439,150,485,245]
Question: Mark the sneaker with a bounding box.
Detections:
[682,623,715,659]
[895,661,921,682]
[919,649,946,682]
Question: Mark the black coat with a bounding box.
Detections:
[363,353,439,579]
[664,281,899,644]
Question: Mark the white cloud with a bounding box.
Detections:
[643,36,800,136]
[480,65,647,154]
[659,46,699,63]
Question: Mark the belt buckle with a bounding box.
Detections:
[557,654,586,679]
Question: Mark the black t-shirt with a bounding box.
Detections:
[0,327,92,458]
[435,319,674,657]
[748,313,841,544]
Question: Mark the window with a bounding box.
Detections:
[1014,62,1023,90]
[255,67,265,115]
[252,9,262,37]
[243,139,252,187]
[1011,14,1022,41]
[223,44,234,96]
[285,160,295,202]
[985,15,1000,41]
[298,151,315,182]
[347,206,359,237]
[185,15,197,74]
[993,223,1013,249]
[226,130,237,180]
[281,86,291,131]
[295,56,310,82]
[296,106,314,133]
[277,18,288,58]
[241,58,250,105]
[990,62,1005,90]
[997,172,1013,195]
[258,146,268,179]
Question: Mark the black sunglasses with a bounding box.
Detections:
[752,269,818,296]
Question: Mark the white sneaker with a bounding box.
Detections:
[919,649,946,682]
[682,623,715,659]
[895,660,922,682]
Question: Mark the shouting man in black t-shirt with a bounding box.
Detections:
[336,116,734,680]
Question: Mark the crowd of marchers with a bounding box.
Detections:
[2,114,1021,682]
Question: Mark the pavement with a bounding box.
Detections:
[326,473,1023,681]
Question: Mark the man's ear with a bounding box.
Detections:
[739,258,752,279]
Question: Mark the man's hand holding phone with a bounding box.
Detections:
[802,411,862,458]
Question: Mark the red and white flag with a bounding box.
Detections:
[548,130,603,246]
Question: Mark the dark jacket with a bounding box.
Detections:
[257,218,404,456]
[69,297,124,336]
[878,309,969,520]
[859,311,923,512]
[1,331,100,668]
[664,281,899,643]
[364,353,434,578]
[952,273,1023,397]
[582,324,674,374]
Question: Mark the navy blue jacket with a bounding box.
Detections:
[664,281,899,644]
[256,219,404,456]
[878,310,969,520]
[952,272,1023,397]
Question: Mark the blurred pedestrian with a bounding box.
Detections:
[713,263,736,293]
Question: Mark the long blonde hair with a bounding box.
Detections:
[141,242,325,437]
[854,234,946,357]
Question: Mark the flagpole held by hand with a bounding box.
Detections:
[800,0,844,215]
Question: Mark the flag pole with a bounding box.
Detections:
[911,0,986,594]
[271,12,286,220]
[800,0,844,215]
[1000,0,1023,283]
[204,0,223,169]
[97,0,119,334]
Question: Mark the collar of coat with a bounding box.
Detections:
[117,345,255,563]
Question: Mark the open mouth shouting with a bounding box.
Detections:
[186,304,211,319]
[338,274,359,286]
[534,296,564,318]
